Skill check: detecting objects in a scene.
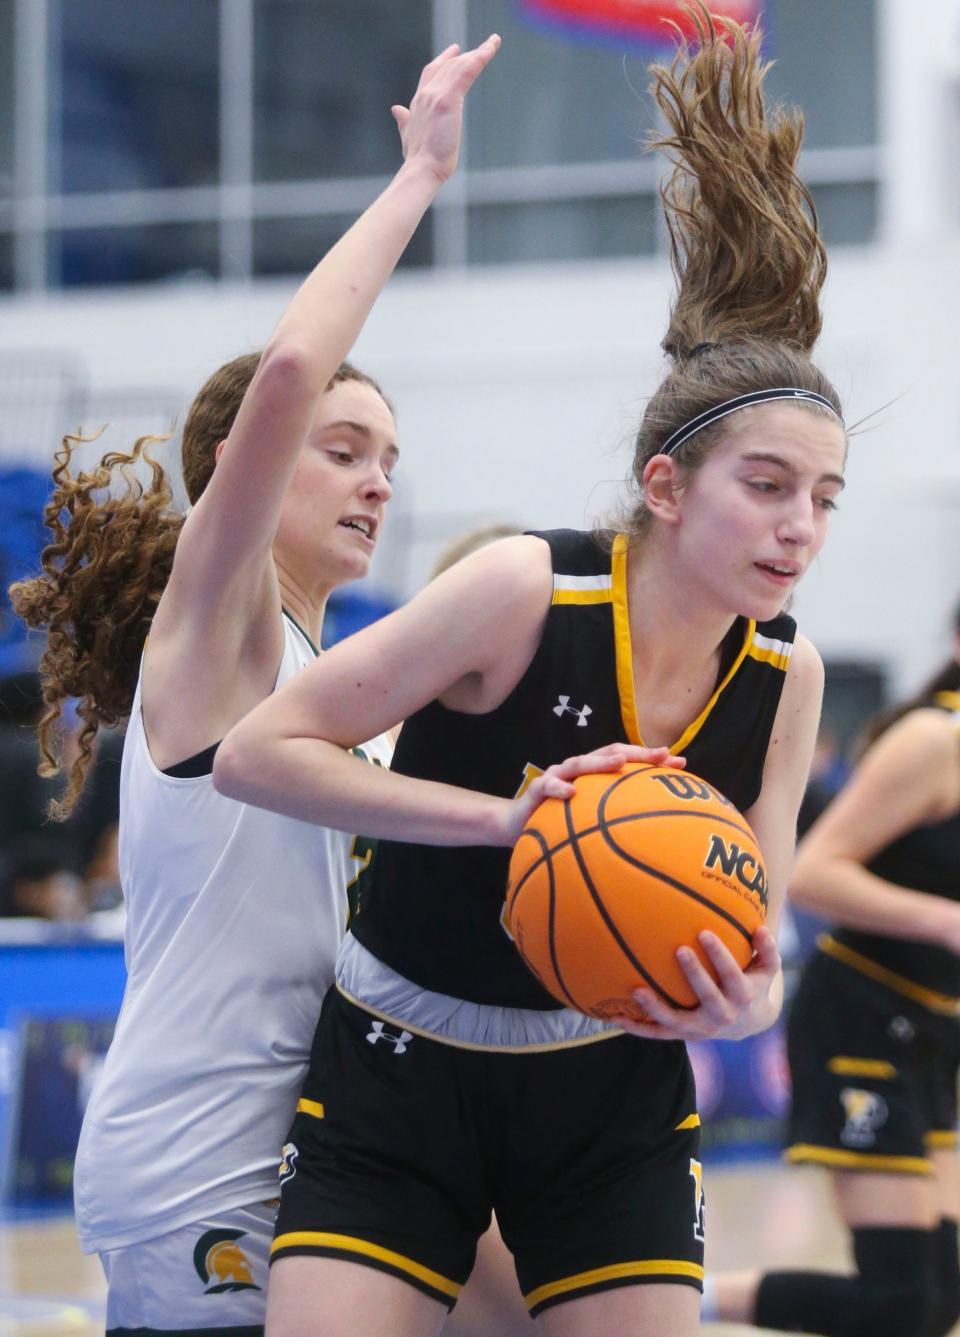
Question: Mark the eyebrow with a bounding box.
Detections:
[321,419,400,462]
[742,451,845,490]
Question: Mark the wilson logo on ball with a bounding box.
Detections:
[650,772,734,806]
[703,834,768,907]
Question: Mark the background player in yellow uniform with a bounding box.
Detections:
[707,608,960,1337]
[214,9,848,1335]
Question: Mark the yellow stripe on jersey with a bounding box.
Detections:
[747,632,793,672]
[552,588,613,605]
[934,691,960,713]
[671,622,754,753]
[270,1232,462,1298]
[611,532,757,752]
[827,1057,897,1079]
[926,1130,959,1149]
[786,1145,932,1175]
[525,1259,704,1311]
[552,572,613,606]
[611,534,642,745]
[296,1098,325,1119]
[818,935,960,1016]
[675,1113,701,1130]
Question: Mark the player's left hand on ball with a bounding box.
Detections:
[614,925,782,1042]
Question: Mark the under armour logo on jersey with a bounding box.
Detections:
[366,1021,413,1054]
[553,695,592,726]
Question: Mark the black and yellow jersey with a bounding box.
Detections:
[350,529,796,1009]
[824,693,960,1014]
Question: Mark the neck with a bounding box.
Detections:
[276,563,328,648]
[625,532,740,681]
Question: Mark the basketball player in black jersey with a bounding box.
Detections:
[707,611,960,1337]
[215,8,847,1335]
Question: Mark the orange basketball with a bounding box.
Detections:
[505,763,767,1021]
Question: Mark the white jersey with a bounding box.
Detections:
[74,614,392,1253]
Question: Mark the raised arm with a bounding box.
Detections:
[790,707,960,950]
[143,36,500,762]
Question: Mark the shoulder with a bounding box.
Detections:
[866,706,960,771]
[430,533,553,607]
[772,633,824,719]
[784,633,824,691]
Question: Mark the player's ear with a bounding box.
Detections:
[641,455,683,525]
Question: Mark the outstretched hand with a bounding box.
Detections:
[392,35,501,184]
[614,925,783,1042]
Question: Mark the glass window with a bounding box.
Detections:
[764,0,877,149]
[254,212,432,277]
[0,233,12,290]
[53,0,220,193]
[52,223,220,287]
[253,0,431,183]
[0,0,13,197]
[467,0,657,169]
[809,182,878,247]
[468,195,657,265]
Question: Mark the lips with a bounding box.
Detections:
[339,516,377,543]
[755,560,801,585]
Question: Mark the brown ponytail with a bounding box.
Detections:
[620,1,842,537]
[10,354,387,818]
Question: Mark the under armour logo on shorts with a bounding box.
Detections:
[366,1021,413,1054]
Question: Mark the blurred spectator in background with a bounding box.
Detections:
[0,834,86,920]
[0,669,122,922]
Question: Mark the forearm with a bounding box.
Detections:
[265,159,442,381]
[791,856,960,944]
[213,732,513,846]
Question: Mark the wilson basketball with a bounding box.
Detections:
[505,763,767,1021]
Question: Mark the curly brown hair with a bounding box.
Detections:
[10,355,387,818]
[619,1,842,536]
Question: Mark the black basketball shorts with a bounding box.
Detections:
[785,947,960,1174]
[271,988,705,1319]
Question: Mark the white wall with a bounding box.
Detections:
[0,239,956,693]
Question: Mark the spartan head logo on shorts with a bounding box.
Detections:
[278,1141,299,1187]
[193,1229,261,1294]
[839,1087,888,1149]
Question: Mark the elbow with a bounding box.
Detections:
[788,851,825,914]
[255,342,315,402]
[212,731,258,803]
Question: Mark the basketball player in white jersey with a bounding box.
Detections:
[11,35,501,1337]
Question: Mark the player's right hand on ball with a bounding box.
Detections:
[392,35,501,184]
[502,743,685,846]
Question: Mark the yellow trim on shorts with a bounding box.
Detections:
[675,1113,701,1130]
[270,1231,461,1298]
[817,935,960,1017]
[525,1259,704,1311]
[296,1098,325,1119]
[827,1057,897,1079]
[785,1144,933,1175]
[334,985,623,1054]
[926,1130,959,1149]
